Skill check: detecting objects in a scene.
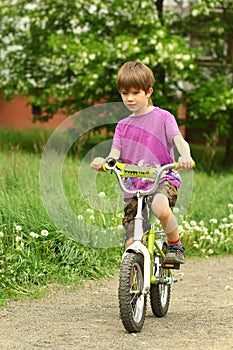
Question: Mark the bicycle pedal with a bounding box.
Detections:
[163,263,180,270]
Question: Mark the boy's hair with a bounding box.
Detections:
[116,61,155,93]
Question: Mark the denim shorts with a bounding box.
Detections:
[122,181,178,242]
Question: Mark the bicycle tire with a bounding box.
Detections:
[150,263,171,317]
[118,253,146,333]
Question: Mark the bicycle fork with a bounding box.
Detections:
[122,196,175,294]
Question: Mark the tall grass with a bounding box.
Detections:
[0,128,232,303]
[0,146,122,303]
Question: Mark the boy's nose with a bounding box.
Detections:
[127,94,134,101]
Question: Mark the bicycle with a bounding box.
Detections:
[103,158,189,333]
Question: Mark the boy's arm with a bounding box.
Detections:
[173,135,194,169]
[91,148,120,171]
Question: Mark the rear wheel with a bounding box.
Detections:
[118,253,146,333]
[150,258,171,317]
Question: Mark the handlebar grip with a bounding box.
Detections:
[101,164,107,172]
[174,161,196,170]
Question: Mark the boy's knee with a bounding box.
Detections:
[151,193,170,219]
[126,237,134,248]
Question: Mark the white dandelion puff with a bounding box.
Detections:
[30,232,39,238]
[98,192,106,198]
[41,229,49,236]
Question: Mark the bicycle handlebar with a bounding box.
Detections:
[102,159,194,196]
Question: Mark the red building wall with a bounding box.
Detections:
[0,92,186,137]
[0,93,67,130]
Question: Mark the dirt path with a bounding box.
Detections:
[1,256,233,350]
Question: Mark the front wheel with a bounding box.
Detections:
[118,253,146,333]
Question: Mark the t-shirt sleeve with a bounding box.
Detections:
[164,111,181,144]
[112,123,122,151]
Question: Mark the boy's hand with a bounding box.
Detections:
[178,155,194,170]
[90,157,106,172]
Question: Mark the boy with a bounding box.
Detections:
[91,61,194,264]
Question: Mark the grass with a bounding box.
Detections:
[0,128,232,303]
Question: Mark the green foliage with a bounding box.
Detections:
[1,1,233,164]
[0,0,197,118]
[179,0,233,165]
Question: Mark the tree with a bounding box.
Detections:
[174,0,233,167]
[0,0,197,121]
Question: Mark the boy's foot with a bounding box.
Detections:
[163,244,185,265]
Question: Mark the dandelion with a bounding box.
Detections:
[190,220,197,226]
[210,218,217,224]
[41,229,49,236]
[222,218,228,223]
[98,192,106,198]
[229,214,233,220]
[86,208,93,213]
[208,249,214,255]
[30,232,39,238]
[118,224,124,231]
[227,203,233,208]
[0,231,4,238]
[77,215,83,221]
[117,213,124,218]
[214,229,221,235]
[173,207,179,214]
[15,225,22,231]
[206,235,213,241]
[89,215,95,221]
[15,236,22,242]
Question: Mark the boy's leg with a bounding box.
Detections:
[150,181,185,264]
[123,196,149,248]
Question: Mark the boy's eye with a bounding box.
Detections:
[121,91,140,95]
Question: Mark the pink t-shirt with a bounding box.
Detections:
[112,107,181,193]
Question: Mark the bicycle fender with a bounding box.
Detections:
[122,242,151,293]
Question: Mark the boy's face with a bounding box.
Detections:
[120,87,153,115]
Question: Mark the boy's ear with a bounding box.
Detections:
[146,87,153,97]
